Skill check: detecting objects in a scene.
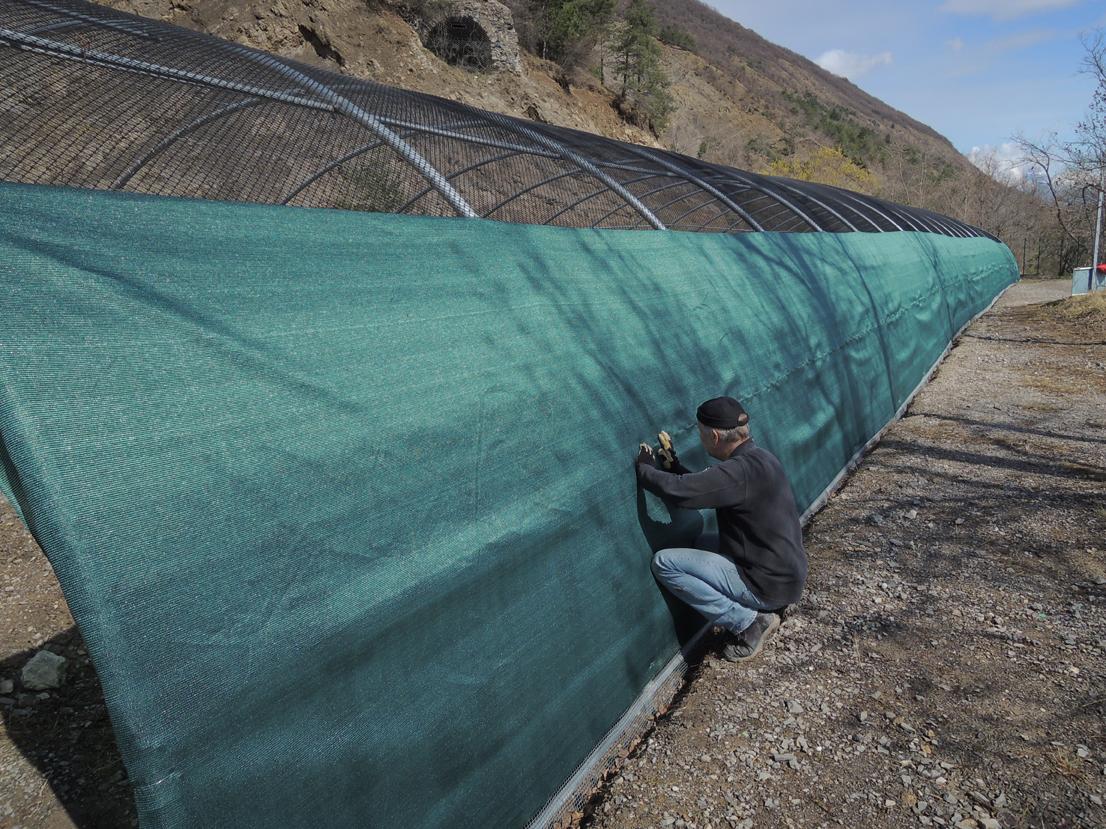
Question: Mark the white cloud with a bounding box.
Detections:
[987,29,1058,52]
[945,28,1058,77]
[939,0,1081,21]
[947,37,965,51]
[815,49,893,80]
[967,142,1032,182]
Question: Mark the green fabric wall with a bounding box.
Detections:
[0,181,1017,828]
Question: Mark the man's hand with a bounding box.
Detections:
[657,431,678,470]
[635,442,655,469]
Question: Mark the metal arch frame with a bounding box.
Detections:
[687,199,760,233]
[799,181,884,232]
[934,215,973,238]
[0,26,480,217]
[0,28,333,109]
[751,202,811,232]
[230,48,477,218]
[23,19,95,35]
[912,211,960,237]
[620,147,765,232]
[737,172,824,231]
[767,179,860,232]
[1,0,997,242]
[581,178,706,228]
[701,170,822,232]
[374,117,694,182]
[721,199,802,234]
[16,0,160,41]
[648,183,721,217]
[545,185,631,227]
[918,208,972,238]
[881,202,928,233]
[821,186,905,231]
[543,172,680,227]
[710,182,810,233]
[112,98,265,189]
[587,177,692,228]
[278,123,509,209]
[392,150,521,213]
[279,138,390,205]
[894,202,961,237]
[877,199,943,235]
[714,190,786,230]
[480,113,667,231]
[482,167,595,220]
[887,201,960,237]
[665,193,732,229]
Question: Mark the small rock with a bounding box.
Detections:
[786,700,804,715]
[0,679,12,695]
[21,650,67,690]
[969,791,991,808]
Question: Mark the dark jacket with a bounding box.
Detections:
[636,439,807,607]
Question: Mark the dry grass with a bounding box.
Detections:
[1037,291,1106,327]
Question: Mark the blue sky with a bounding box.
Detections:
[710,0,1106,171]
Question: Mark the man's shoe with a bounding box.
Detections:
[723,612,781,662]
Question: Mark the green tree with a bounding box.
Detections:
[658,24,696,52]
[527,0,615,68]
[609,0,675,134]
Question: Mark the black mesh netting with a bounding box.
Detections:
[0,0,992,238]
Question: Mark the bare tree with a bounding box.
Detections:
[1013,29,1106,273]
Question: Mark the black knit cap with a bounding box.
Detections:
[696,396,749,429]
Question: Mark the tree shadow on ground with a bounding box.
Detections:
[1,628,137,829]
[905,411,1106,447]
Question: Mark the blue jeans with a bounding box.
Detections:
[651,533,772,635]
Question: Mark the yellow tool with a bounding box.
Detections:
[656,431,676,470]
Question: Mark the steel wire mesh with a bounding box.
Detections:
[0,0,993,238]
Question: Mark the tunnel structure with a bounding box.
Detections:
[0,1,1018,828]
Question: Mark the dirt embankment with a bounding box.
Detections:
[1,279,1104,829]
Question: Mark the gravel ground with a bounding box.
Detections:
[1,278,1104,829]
[584,279,1106,829]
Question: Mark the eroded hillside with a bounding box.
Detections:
[104,0,975,191]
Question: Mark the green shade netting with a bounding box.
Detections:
[0,181,1017,828]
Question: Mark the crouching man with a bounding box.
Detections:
[635,396,807,662]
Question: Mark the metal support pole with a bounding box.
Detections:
[1092,166,1104,293]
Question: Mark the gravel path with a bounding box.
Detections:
[2,279,1104,829]
[586,279,1106,829]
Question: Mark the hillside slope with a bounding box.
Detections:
[104,0,983,215]
[650,0,967,178]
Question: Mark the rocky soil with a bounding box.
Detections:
[584,279,1106,829]
[1,279,1104,828]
